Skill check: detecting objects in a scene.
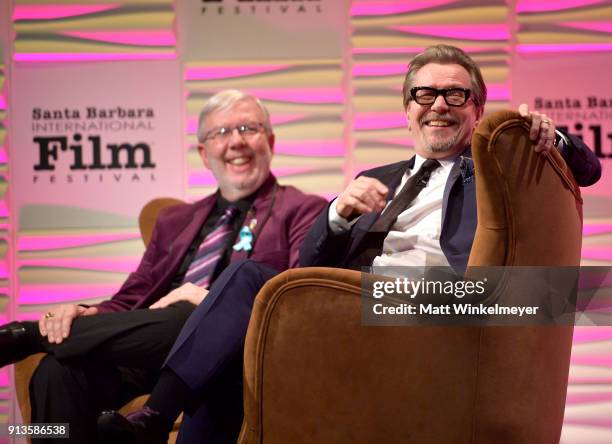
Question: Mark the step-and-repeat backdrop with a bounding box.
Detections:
[2,0,611,441]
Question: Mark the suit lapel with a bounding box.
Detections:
[441,147,472,234]
[166,198,216,271]
[344,159,413,264]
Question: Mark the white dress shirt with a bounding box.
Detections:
[329,154,456,267]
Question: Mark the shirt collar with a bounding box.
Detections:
[413,153,455,174]
[215,191,256,214]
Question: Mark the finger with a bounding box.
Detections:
[50,315,64,344]
[529,111,542,141]
[361,183,388,209]
[83,307,98,316]
[151,296,172,309]
[340,194,376,215]
[518,103,529,117]
[43,311,56,342]
[336,195,363,219]
[541,123,556,153]
[535,115,555,153]
[543,137,554,154]
[39,316,47,337]
[350,199,379,215]
[363,189,387,212]
[353,180,388,210]
[350,187,379,212]
[51,307,70,343]
[60,312,74,340]
[46,317,57,343]
[372,180,389,198]
[150,298,169,309]
[534,137,548,153]
[359,177,389,197]
[150,298,165,309]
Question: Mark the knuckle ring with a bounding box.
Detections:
[44,311,55,319]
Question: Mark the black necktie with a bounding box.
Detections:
[371,158,441,232]
[348,158,441,268]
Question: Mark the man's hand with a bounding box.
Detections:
[39,304,99,344]
[149,282,209,309]
[518,103,556,155]
[336,176,389,220]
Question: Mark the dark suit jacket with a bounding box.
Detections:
[95,174,327,313]
[300,134,601,274]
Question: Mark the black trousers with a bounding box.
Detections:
[29,302,195,444]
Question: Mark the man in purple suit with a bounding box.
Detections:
[0,90,326,443]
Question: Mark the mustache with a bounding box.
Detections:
[420,113,459,125]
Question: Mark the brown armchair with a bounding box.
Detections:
[238,111,582,443]
[14,197,184,443]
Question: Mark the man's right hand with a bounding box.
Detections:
[39,304,99,344]
[336,176,389,220]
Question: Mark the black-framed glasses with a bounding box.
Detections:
[409,87,471,107]
[203,122,266,142]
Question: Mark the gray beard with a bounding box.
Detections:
[422,131,462,153]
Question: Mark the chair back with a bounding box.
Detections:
[139,197,184,246]
[465,110,581,442]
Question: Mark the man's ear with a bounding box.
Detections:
[267,132,275,153]
[473,107,484,129]
[198,144,211,169]
[404,105,413,133]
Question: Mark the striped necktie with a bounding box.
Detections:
[183,205,240,289]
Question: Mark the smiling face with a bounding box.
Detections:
[406,63,483,160]
[198,99,274,201]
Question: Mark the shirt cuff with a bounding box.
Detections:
[328,198,359,234]
[555,129,569,151]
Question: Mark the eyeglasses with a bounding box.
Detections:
[409,87,471,107]
[203,122,267,142]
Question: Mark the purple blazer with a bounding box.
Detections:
[95,174,327,313]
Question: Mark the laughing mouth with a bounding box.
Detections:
[227,156,251,166]
[421,112,458,128]
[424,119,455,127]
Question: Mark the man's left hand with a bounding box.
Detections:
[149,282,209,309]
[518,103,556,154]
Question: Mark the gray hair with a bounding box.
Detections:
[402,44,487,113]
[197,89,272,143]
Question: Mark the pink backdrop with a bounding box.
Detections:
[2,0,611,442]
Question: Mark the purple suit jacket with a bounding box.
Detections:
[95,175,327,313]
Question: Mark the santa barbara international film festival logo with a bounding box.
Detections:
[31,106,158,185]
[201,0,322,15]
[534,95,612,159]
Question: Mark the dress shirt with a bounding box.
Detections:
[329,154,455,267]
[170,192,255,289]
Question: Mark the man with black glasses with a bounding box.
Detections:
[98,45,600,444]
[301,44,600,272]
